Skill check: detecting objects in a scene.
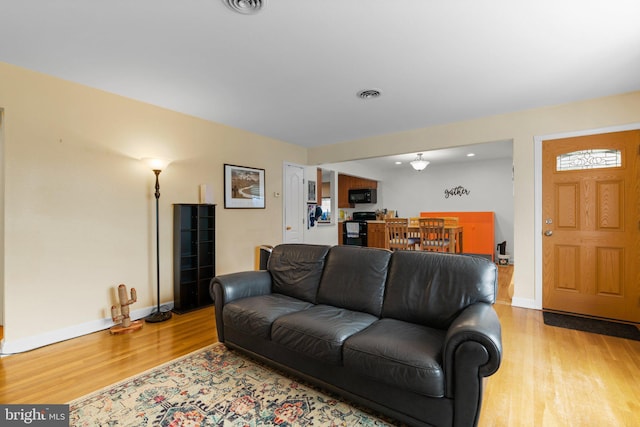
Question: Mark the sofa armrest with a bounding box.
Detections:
[442,303,502,425]
[210,270,272,342]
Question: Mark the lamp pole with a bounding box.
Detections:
[145,167,172,323]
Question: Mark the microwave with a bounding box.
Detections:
[348,188,377,204]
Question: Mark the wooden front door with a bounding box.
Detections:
[542,130,640,323]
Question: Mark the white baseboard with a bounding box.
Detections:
[511,297,540,310]
[1,302,173,356]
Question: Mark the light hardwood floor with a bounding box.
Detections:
[482,304,640,426]
[0,308,217,404]
[1,270,639,426]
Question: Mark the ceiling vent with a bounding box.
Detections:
[357,89,381,99]
[222,0,264,14]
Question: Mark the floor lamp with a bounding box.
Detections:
[143,158,172,323]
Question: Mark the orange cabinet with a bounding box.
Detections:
[420,211,495,260]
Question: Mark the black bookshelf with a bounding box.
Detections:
[173,204,215,313]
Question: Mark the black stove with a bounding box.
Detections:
[352,211,377,221]
[343,212,376,246]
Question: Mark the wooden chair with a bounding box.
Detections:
[385,218,418,251]
[408,217,421,247]
[418,218,449,252]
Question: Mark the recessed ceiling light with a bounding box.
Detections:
[222,0,264,14]
[395,161,402,165]
[357,89,381,99]
[467,153,476,157]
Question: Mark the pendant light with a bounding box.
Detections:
[410,153,429,171]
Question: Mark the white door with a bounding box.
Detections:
[283,163,304,243]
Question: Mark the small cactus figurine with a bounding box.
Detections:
[110,284,143,334]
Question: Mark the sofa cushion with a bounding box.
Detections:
[268,244,331,303]
[343,318,446,398]
[223,294,313,339]
[383,251,497,329]
[271,304,378,365]
[316,246,391,316]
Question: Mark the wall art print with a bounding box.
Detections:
[224,164,265,209]
[307,180,317,203]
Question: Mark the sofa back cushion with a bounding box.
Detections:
[317,246,392,317]
[268,244,331,303]
[383,251,497,329]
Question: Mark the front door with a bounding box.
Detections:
[542,130,640,322]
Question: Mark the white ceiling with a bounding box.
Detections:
[350,139,513,172]
[2,1,639,148]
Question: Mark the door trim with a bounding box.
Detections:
[532,122,640,311]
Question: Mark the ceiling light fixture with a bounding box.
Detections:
[410,153,429,171]
[357,89,381,99]
[467,153,476,157]
[222,0,264,14]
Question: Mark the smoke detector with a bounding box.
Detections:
[222,0,264,14]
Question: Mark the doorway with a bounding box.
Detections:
[541,130,639,322]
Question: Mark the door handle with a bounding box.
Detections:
[286,226,292,230]
[544,230,553,236]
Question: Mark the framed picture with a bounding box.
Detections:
[307,180,316,203]
[224,164,265,209]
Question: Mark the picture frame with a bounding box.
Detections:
[224,164,265,209]
[307,180,317,203]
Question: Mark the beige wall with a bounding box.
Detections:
[0,62,306,350]
[309,91,640,307]
[2,59,639,351]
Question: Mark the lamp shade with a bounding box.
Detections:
[410,153,429,171]
[141,158,171,171]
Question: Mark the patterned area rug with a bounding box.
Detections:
[69,343,399,426]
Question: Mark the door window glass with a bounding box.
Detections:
[556,149,621,171]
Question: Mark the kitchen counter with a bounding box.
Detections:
[338,220,386,248]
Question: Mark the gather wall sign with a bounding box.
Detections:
[444,185,470,199]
